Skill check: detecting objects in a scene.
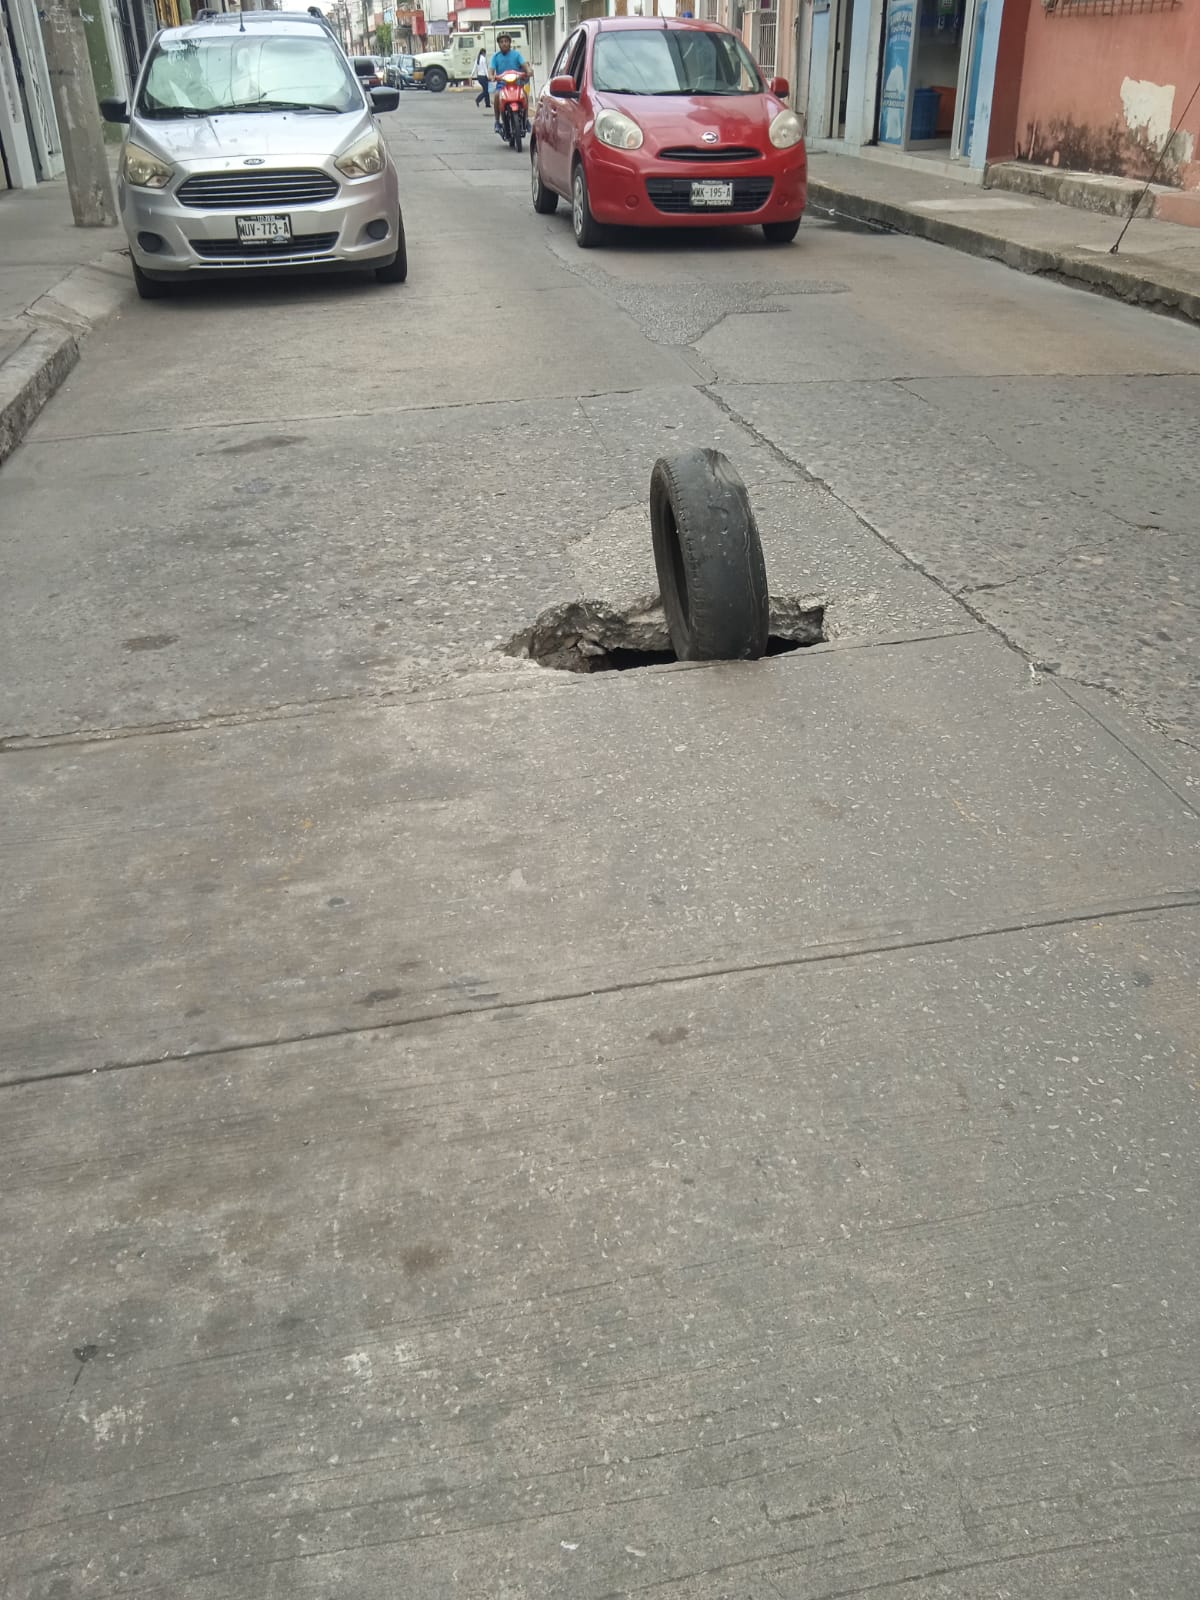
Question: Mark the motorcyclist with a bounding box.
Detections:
[490,32,530,137]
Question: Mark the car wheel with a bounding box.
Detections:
[571,162,602,249]
[374,215,408,283]
[531,146,558,214]
[132,261,170,300]
[649,447,769,662]
[762,218,801,244]
[424,66,447,92]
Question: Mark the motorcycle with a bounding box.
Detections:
[495,69,529,154]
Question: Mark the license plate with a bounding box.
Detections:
[236,214,292,243]
[691,180,733,207]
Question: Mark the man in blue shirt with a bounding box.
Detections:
[490,33,530,137]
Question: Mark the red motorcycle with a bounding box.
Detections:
[495,69,529,154]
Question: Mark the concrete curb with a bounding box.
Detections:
[807,179,1200,329]
[0,250,134,469]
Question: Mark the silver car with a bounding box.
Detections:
[100,11,405,298]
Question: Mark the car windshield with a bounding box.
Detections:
[139,35,363,117]
[592,29,763,96]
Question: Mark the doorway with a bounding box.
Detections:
[828,0,854,138]
[875,0,984,157]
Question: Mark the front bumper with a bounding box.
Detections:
[120,162,401,276]
[586,148,807,228]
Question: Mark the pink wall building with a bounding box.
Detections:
[1012,3,1200,209]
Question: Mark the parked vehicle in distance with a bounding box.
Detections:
[385,54,420,89]
[530,17,806,249]
[100,11,407,296]
[352,55,386,89]
[412,24,532,93]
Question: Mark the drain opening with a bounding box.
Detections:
[504,594,826,674]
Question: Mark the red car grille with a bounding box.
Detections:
[657,145,763,163]
[646,176,774,214]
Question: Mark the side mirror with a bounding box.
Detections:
[99,96,129,123]
[548,74,578,98]
[769,76,789,99]
[370,85,401,111]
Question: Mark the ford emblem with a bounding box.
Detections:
[701,131,719,144]
[244,157,266,166]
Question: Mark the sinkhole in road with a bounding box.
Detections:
[504,595,827,674]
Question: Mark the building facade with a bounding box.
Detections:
[1011,0,1200,215]
[1,0,65,189]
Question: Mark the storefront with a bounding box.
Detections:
[0,0,63,190]
[803,0,1005,169]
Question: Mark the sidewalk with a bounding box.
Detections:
[808,150,1200,326]
[0,175,132,466]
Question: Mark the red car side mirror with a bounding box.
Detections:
[549,74,578,97]
[770,76,789,99]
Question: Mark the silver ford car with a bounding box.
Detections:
[101,11,405,298]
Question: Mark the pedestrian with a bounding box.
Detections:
[473,46,490,111]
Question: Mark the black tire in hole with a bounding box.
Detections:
[650,447,769,662]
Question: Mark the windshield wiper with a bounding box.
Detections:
[215,100,342,114]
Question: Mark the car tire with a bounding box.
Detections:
[374,216,408,283]
[649,447,769,662]
[424,66,447,92]
[132,261,170,300]
[531,147,558,214]
[571,162,602,249]
[762,218,801,244]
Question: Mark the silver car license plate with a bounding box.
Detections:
[691,180,733,207]
[236,214,292,243]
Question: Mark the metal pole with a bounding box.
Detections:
[38,0,117,226]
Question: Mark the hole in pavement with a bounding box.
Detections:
[503,594,826,674]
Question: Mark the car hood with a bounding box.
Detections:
[129,109,373,165]
[594,91,785,151]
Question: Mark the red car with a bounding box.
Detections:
[530,16,806,248]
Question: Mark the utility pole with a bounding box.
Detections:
[38,0,117,227]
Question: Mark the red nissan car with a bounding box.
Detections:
[530,16,806,248]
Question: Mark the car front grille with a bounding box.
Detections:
[176,170,339,209]
[190,232,340,261]
[646,176,774,214]
[657,145,763,163]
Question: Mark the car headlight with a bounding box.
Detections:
[595,109,643,152]
[121,142,173,189]
[768,110,804,150]
[335,131,386,178]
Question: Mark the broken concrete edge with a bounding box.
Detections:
[0,251,134,468]
[505,592,828,672]
[806,180,1200,330]
[0,325,79,469]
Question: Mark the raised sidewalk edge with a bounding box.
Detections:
[0,250,133,469]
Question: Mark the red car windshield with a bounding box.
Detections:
[592,29,763,96]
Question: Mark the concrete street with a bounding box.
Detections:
[2,91,1198,1598]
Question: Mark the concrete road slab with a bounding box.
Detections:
[3,632,1196,1082]
[2,909,1196,1597]
[899,373,1200,537]
[30,280,694,440]
[714,378,1136,593]
[1,385,967,736]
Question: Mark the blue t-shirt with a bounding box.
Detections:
[491,49,526,76]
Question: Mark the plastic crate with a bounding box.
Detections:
[910,87,940,141]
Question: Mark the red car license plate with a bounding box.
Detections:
[691,180,733,207]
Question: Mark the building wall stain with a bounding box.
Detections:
[1017,114,1189,186]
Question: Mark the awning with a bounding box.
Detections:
[492,0,555,17]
